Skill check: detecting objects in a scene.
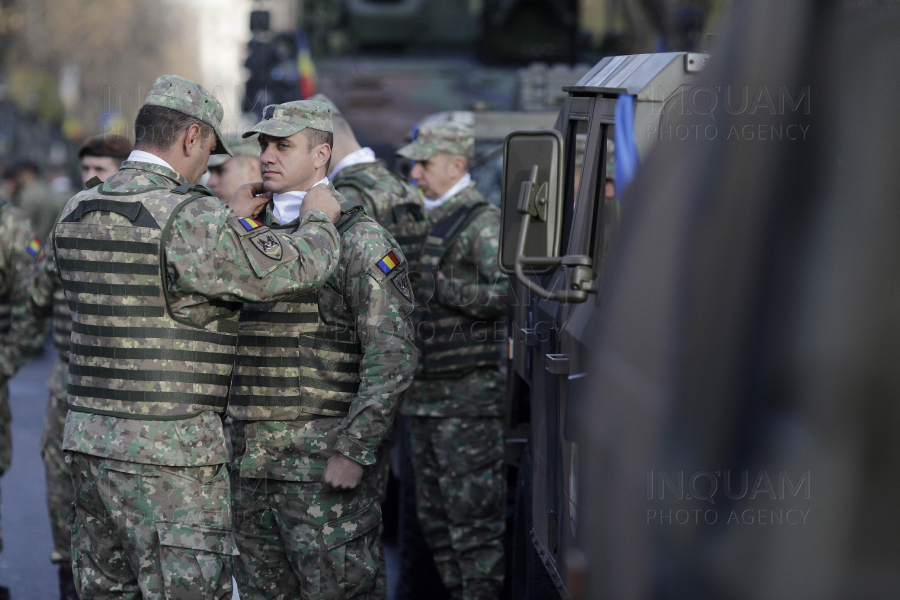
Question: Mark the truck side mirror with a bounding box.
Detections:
[500,130,564,275]
[500,129,593,303]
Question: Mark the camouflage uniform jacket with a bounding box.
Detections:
[232,189,417,481]
[57,161,340,467]
[401,182,509,417]
[27,231,70,362]
[0,198,45,379]
[332,161,423,225]
[332,161,427,267]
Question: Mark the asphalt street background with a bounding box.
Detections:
[1,340,57,597]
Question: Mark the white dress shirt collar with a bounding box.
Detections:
[126,150,176,173]
[328,147,377,179]
[272,177,330,224]
[423,173,471,212]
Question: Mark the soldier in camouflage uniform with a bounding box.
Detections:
[25,134,132,600]
[229,100,417,600]
[397,121,509,600]
[46,75,343,600]
[207,134,262,202]
[0,189,47,600]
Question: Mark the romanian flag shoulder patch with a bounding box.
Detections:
[376,251,401,275]
[239,218,263,231]
[26,237,41,257]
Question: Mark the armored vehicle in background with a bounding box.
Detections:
[499,51,708,597]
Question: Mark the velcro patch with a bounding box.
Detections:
[376,251,400,275]
[26,237,41,257]
[250,231,283,260]
[240,217,264,231]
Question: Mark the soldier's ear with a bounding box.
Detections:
[313,143,332,171]
[183,124,203,157]
[451,154,467,178]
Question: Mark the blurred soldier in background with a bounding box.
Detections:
[0,179,49,600]
[397,121,508,600]
[26,134,131,600]
[46,75,342,599]
[229,100,416,600]
[7,159,56,242]
[207,134,262,202]
[77,134,131,185]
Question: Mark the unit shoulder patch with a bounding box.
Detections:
[250,230,283,260]
[391,270,413,303]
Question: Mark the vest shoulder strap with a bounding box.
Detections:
[336,201,366,236]
[428,200,491,252]
[172,182,214,196]
[61,198,161,229]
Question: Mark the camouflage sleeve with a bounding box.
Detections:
[437,208,509,320]
[25,232,61,318]
[166,197,340,303]
[0,214,47,378]
[332,228,417,466]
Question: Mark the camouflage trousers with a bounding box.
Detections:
[69,451,236,599]
[232,473,386,600]
[409,416,505,600]
[41,359,72,563]
[0,381,10,554]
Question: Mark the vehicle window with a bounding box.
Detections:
[595,127,619,270]
[569,120,589,206]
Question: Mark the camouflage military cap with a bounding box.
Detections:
[243,100,333,139]
[208,134,259,168]
[143,75,232,156]
[307,94,341,117]
[396,121,474,161]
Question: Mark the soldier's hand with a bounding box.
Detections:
[322,454,364,490]
[300,184,341,224]
[228,182,270,218]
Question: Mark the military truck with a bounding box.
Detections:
[499,51,709,597]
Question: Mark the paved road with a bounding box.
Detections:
[0,340,400,599]
[1,340,57,598]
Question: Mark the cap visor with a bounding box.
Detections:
[243,120,305,139]
[208,154,230,168]
[396,141,433,161]
[212,124,233,156]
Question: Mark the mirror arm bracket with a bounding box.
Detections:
[514,214,594,304]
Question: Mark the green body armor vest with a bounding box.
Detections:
[55,181,239,419]
[334,170,430,266]
[413,200,503,377]
[228,203,366,421]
